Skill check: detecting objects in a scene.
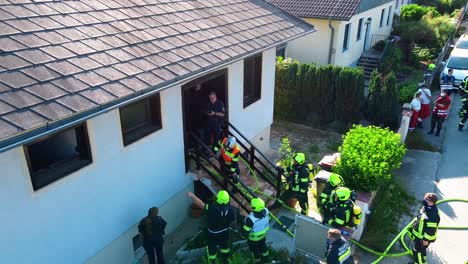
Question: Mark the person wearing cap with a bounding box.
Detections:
[242,198,270,263]
[328,187,354,228]
[458,77,468,131]
[214,136,241,193]
[320,173,343,224]
[326,229,353,264]
[417,85,432,127]
[187,190,236,264]
[408,193,440,264]
[428,89,451,136]
[409,91,423,131]
[273,153,310,215]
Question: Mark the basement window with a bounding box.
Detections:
[243,54,262,108]
[120,93,162,146]
[24,124,92,191]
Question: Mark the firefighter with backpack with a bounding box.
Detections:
[327,187,362,228]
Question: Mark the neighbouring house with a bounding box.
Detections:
[395,0,412,15]
[0,1,314,263]
[268,0,395,66]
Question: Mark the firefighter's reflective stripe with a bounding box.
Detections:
[338,243,352,263]
[247,209,270,241]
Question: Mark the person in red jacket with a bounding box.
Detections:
[428,88,451,136]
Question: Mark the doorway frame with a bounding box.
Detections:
[363,17,372,51]
[181,68,229,172]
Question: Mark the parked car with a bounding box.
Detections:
[440,49,468,88]
[453,34,468,50]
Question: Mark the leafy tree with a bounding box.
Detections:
[381,72,400,128]
[334,125,406,192]
[401,4,440,21]
[367,70,384,125]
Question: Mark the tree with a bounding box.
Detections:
[382,72,400,129]
[334,125,406,192]
[335,68,364,123]
[367,70,384,125]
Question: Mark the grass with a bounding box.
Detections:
[360,180,417,252]
[405,131,439,152]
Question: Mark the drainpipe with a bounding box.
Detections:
[328,18,335,64]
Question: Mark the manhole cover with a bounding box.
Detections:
[272,215,294,231]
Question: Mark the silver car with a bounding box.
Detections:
[440,49,468,88]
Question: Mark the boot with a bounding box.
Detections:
[459,124,464,131]
[435,130,440,136]
[417,122,423,129]
[427,129,434,134]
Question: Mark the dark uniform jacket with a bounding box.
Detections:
[326,237,353,264]
[206,99,225,130]
[411,204,440,242]
[138,216,167,245]
[328,200,353,227]
[286,164,309,194]
[204,202,236,233]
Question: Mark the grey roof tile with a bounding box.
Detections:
[93,23,121,35]
[119,77,148,91]
[106,49,136,62]
[0,37,27,52]
[0,54,30,70]
[0,5,37,18]
[0,21,20,36]
[3,110,47,130]
[15,49,54,64]
[100,36,128,48]
[64,1,94,12]
[135,42,162,54]
[74,72,109,87]
[49,14,83,28]
[101,82,134,97]
[267,0,361,20]
[104,9,129,20]
[0,118,20,140]
[115,32,143,45]
[23,4,59,16]
[0,101,15,115]
[80,39,112,52]
[190,56,212,68]
[152,68,176,81]
[136,72,164,86]
[32,101,73,121]
[0,90,41,108]
[28,17,63,30]
[57,94,97,112]
[21,66,60,82]
[166,63,190,77]
[69,13,101,25]
[129,58,156,72]
[145,54,170,67]
[94,66,127,81]
[0,71,36,89]
[178,60,201,72]
[76,26,107,38]
[5,19,43,33]
[80,88,116,105]
[53,77,90,93]
[0,83,10,93]
[40,45,76,60]
[68,56,102,71]
[158,51,182,63]
[113,62,144,76]
[34,31,70,45]
[0,8,16,20]
[45,60,81,76]
[11,33,49,48]
[54,28,89,41]
[89,53,119,66]
[25,83,67,100]
[62,42,96,56]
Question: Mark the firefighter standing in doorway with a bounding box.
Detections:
[214,136,241,193]
[320,173,344,224]
[408,193,440,264]
[242,198,270,263]
[186,191,236,264]
[273,153,310,215]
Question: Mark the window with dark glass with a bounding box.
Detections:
[380,8,385,27]
[276,45,286,58]
[387,6,393,26]
[243,54,262,108]
[24,124,92,191]
[343,23,351,51]
[357,18,363,41]
[120,93,162,146]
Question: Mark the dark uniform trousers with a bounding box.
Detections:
[412,238,429,264]
[248,238,269,262]
[207,230,230,263]
[143,242,164,264]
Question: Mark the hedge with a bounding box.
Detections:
[275,58,364,124]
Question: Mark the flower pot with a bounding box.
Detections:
[286,198,298,208]
[191,204,204,218]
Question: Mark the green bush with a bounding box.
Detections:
[381,72,400,129]
[398,70,423,104]
[401,4,440,21]
[335,67,364,123]
[334,125,406,192]
[413,46,436,61]
[380,43,403,74]
[367,70,385,125]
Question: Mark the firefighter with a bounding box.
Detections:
[328,187,354,228]
[326,229,353,264]
[242,198,270,263]
[458,77,468,131]
[214,136,241,192]
[186,191,236,264]
[273,153,310,215]
[408,193,440,264]
[320,173,344,224]
[428,88,451,136]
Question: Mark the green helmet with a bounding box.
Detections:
[294,153,305,165]
[216,190,230,205]
[428,63,436,71]
[251,198,265,212]
[335,187,351,201]
[329,173,343,187]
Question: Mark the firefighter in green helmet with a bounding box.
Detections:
[273,153,310,215]
[320,173,344,224]
[328,187,354,228]
[242,198,270,263]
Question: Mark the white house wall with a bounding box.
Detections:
[333,1,394,66]
[0,86,192,264]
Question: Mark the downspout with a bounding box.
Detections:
[328,17,335,64]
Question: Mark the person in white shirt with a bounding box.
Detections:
[409,91,422,131]
[418,86,432,128]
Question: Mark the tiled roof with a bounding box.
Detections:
[0,0,314,146]
[266,0,361,20]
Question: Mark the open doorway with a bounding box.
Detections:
[182,69,228,172]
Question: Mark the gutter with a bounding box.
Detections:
[328,18,335,64]
[0,29,316,154]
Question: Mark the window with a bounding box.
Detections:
[380,8,385,27]
[387,6,393,26]
[120,93,162,146]
[243,54,262,108]
[357,18,364,41]
[276,45,286,58]
[24,124,92,191]
[343,23,351,52]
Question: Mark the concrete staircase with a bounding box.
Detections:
[357,55,380,80]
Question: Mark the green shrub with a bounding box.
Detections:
[367,70,384,125]
[381,72,400,129]
[335,67,364,123]
[334,125,406,192]
[401,4,440,21]
[398,70,423,104]
[373,40,386,51]
[380,43,403,74]
[413,46,435,61]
